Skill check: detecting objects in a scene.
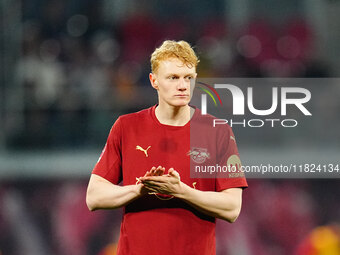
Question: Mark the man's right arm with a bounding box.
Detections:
[86,174,143,211]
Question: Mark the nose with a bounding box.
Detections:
[177,78,187,91]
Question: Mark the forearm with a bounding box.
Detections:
[176,184,242,222]
[141,169,243,222]
[86,174,142,211]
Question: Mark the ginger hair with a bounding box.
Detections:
[150,40,199,73]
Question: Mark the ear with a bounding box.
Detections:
[149,73,158,90]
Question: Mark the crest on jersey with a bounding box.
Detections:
[227,154,242,171]
[187,148,210,164]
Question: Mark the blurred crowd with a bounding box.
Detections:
[6,0,332,148]
[0,179,339,255]
[1,1,339,255]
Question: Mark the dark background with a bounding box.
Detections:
[0,0,339,254]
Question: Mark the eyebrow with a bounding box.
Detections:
[166,72,196,77]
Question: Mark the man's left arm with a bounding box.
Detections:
[140,168,243,223]
[178,185,243,223]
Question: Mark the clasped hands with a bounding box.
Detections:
[137,166,183,196]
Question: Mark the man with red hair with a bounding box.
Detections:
[86,40,247,254]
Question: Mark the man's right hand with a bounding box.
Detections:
[137,166,165,195]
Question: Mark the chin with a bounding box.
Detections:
[172,101,190,107]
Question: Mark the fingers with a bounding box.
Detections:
[142,181,162,193]
[143,166,159,177]
[144,186,159,193]
[143,182,170,195]
[143,167,154,177]
[168,168,175,175]
[146,166,165,176]
[149,167,157,176]
[142,180,163,186]
[140,166,179,183]
[155,166,165,176]
[143,166,164,178]
[141,176,167,183]
[168,168,180,180]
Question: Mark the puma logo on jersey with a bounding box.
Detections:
[136,145,151,157]
[230,136,236,142]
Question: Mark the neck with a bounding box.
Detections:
[155,103,193,126]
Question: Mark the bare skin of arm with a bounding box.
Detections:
[87,166,243,223]
[140,167,243,223]
[86,166,165,211]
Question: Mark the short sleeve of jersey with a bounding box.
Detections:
[215,127,248,192]
[92,117,122,184]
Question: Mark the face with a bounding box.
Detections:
[150,58,197,108]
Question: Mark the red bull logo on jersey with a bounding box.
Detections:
[187,148,210,164]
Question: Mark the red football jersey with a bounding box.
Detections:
[92,105,247,255]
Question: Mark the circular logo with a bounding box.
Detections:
[188,148,210,164]
[227,154,242,171]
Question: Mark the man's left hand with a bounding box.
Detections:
[140,167,183,196]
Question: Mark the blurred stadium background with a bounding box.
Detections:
[0,0,340,254]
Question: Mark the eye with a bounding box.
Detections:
[168,75,178,80]
[185,76,193,80]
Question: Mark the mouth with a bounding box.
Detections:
[175,94,189,97]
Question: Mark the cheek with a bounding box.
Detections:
[159,83,171,93]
